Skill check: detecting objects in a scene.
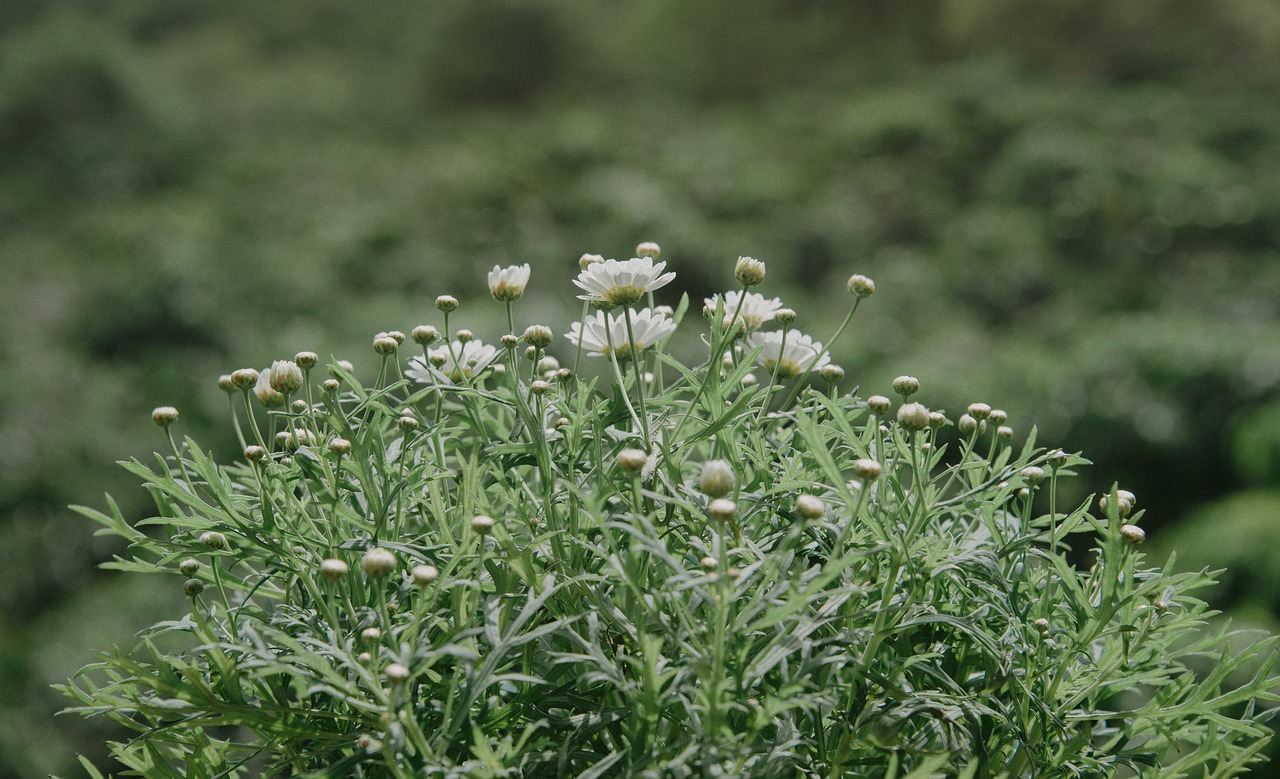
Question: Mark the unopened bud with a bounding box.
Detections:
[244,445,267,462]
[294,351,319,370]
[384,663,411,684]
[897,402,929,430]
[847,274,875,297]
[636,241,661,258]
[179,558,201,576]
[891,376,920,397]
[217,374,235,392]
[230,368,260,390]
[361,627,382,643]
[361,548,396,577]
[701,556,719,572]
[435,295,459,313]
[967,402,992,421]
[1021,466,1045,485]
[796,495,825,519]
[320,558,349,580]
[151,406,180,427]
[708,498,737,522]
[867,395,892,416]
[853,459,883,481]
[455,329,474,344]
[199,531,228,550]
[579,253,604,270]
[412,325,440,345]
[411,564,439,586]
[735,256,766,287]
[328,437,351,455]
[819,364,844,382]
[1120,524,1146,545]
[373,336,398,355]
[958,414,979,435]
[471,514,496,535]
[183,579,204,596]
[928,411,947,428]
[523,325,553,348]
[617,448,648,474]
[530,380,549,395]
[699,460,735,497]
[775,308,797,325]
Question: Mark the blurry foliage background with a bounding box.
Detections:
[3,0,1280,775]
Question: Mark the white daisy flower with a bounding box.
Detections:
[488,263,531,302]
[573,257,676,309]
[703,291,784,331]
[565,307,676,360]
[745,331,830,379]
[407,339,500,383]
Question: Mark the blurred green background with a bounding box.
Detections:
[4,1,1280,775]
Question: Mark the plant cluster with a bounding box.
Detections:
[65,250,1277,777]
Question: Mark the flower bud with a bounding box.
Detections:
[967,402,992,421]
[579,253,604,270]
[708,498,737,522]
[525,345,537,360]
[958,414,979,435]
[726,566,741,581]
[853,459,883,481]
[183,579,204,596]
[928,411,947,428]
[537,356,560,374]
[988,409,1008,425]
[179,558,201,576]
[735,256,766,287]
[796,495,825,519]
[384,663,411,684]
[866,395,891,416]
[1099,489,1137,517]
[320,558,349,580]
[530,380,549,395]
[293,351,319,370]
[699,460,735,497]
[151,406,180,427]
[244,445,267,462]
[775,308,797,325]
[819,364,844,382]
[230,368,260,390]
[290,399,308,413]
[372,336,398,355]
[386,331,406,344]
[1033,617,1050,632]
[897,402,929,430]
[435,295,459,312]
[199,531,228,550]
[523,325,553,348]
[636,241,661,258]
[1021,466,1045,485]
[411,564,439,586]
[357,651,371,663]
[847,274,875,297]
[556,368,573,381]
[891,376,920,397]
[996,425,1014,441]
[412,325,440,345]
[617,448,648,474]
[361,548,396,577]
[1120,524,1146,545]
[328,437,352,456]
[217,374,236,392]
[741,373,758,386]
[654,305,675,317]
[455,329,474,344]
[1046,449,1069,468]
[362,627,382,643]
[268,360,303,393]
[471,514,496,535]
[701,556,719,572]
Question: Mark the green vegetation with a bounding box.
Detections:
[3,1,1280,775]
[62,259,1279,776]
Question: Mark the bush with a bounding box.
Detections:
[63,253,1277,777]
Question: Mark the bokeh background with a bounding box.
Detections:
[4,1,1280,775]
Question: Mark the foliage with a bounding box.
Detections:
[63,259,1278,777]
[5,2,1280,774]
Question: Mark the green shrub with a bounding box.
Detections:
[63,253,1278,777]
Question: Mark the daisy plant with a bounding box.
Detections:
[63,243,1278,778]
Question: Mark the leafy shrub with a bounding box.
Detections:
[63,253,1278,777]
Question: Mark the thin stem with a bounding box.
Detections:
[622,307,652,442]
[777,296,863,413]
